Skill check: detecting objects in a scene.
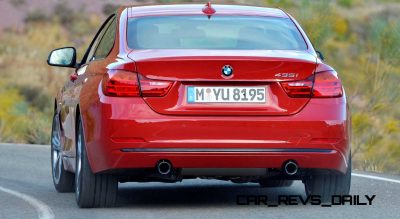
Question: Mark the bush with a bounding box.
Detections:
[102,3,119,16]
[9,0,25,8]
[0,84,29,142]
[53,3,75,26]
[24,10,47,23]
[338,0,353,8]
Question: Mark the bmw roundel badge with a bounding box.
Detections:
[222,65,233,77]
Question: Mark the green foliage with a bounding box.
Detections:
[9,0,26,8]
[25,112,51,144]
[102,3,119,16]
[54,3,75,25]
[294,0,336,50]
[0,83,30,143]
[24,9,47,23]
[366,18,400,66]
[338,0,354,8]
[265,0,295,8]
[17,85,52,111]
[0,3,100,145]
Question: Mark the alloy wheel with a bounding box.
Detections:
[51,114,62,184]
[75,122,83,198]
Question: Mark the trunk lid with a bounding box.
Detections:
[128,50,317,116]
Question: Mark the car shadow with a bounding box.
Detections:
[116,180,305,208]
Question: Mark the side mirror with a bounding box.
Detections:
[47,47,77,68]
[316,50,325,61]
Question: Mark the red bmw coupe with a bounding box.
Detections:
[48,3,351,208]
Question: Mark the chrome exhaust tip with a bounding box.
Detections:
[284,161,298,175]
[157,160,172,175]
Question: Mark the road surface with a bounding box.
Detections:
[0,143,399,219]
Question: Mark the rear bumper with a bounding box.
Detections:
[82,95,350,174]
[111,149,345,171]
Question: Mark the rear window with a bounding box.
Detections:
[127,16,307,50]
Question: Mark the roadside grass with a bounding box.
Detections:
[0,0,399,173]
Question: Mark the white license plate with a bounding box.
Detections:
[187,86,266,103]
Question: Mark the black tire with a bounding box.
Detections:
[304,157,351,203]
[259,179,294,187]
[75,116,118,208]
[51,113,74,193]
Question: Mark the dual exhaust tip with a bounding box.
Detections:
[156,159,298,176]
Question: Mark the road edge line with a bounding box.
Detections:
[352,173,400,184]
[0,186,54,219]
[0,143,49,148]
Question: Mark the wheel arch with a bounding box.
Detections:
[75,104,96,173]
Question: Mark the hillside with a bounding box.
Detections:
[0,0,140,31]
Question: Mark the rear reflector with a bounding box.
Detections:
[281,71,343,98]
[103,70,173,97]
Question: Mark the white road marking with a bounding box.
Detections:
[352,173,400,184]
[0,143,49,148]
[0,186,54,219]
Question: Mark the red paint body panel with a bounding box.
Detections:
[129,50,316,116]
[128,50,317,82]
[84,95,349,174]
[143,82,310,116]
[55,4,350,177]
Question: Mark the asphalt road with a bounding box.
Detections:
[0,143,399,219]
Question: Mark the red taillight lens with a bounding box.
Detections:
[103,71,173,97]
[312,71,343,98]
[281,71,343,98]
[103,71,140,97]
[139,75,173,97]
[281,76,314,98]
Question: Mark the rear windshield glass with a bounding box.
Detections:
[127,16,307,50]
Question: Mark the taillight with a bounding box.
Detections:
[139,75,173,97]
[312,71,343,98]
[103,70,140,97]
[281,71,343,98]
[281,76,314,98]
[102,70,173,97]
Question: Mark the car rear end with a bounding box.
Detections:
[87,4,350,201]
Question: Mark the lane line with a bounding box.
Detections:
[0,143,49,148]
[0,186,54,219]
[352,173,400,184]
